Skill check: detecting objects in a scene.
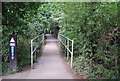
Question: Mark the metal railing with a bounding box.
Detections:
[31,34,44,69]
[58,34,74,68]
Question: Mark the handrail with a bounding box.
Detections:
[58,34,74,68]
[31,34,44,69]
[59,34,73,41]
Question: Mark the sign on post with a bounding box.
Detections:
[10,35,17,71]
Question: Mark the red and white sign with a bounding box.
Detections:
[10,37,15,43]
[10,43,15,47]
[10,37,16,46]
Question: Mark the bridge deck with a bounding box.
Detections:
[2,34,74,79]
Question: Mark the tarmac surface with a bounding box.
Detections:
[2,34,74,79]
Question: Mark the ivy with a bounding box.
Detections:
[59,2,120,79]
[1,2,120,79]
[2,2,55,75]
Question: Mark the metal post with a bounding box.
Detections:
[67,39,69,60]
[43,34,44,45]
[31,40,33,69]
[58,34,61,48]
[71,40,74,68]
[60,35,62,48]
[64,39,66,56]
[35,39,37,61]
[30,34,45,69]
[35,50,36,60]
[39,36,40,45]
[58,34,60,45]
[58,34,59,40]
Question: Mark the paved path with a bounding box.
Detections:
[2,34,74,79]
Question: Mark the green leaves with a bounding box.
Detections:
[2,2,62,74]
[2,2,48,75]
[2,2,120,78]
[59,2,120,79]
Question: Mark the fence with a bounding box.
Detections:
[31,34,44,69]
[58,34,74,68]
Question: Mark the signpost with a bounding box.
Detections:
[10,35,17,71]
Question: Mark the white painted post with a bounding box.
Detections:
[31,40,33,69]
[67,39,69,60]
[35,50,36,60]
[30,34,45,69]
[43,34,45,45]
[65,39,66,56]
[33,39,36,60]
[59,35,61,47]
[71,40,74,68]
[58,34,60,46]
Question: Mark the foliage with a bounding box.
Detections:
[59,2,120,79]
[1,2,54,75]
[1,2,120,79]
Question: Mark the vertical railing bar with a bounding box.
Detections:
[67,39,69,60]
[35,50,36,61]
[31,34,44,69]
[58,34,74,68]
[65,39,66,55]
[71,40,74,68]
[43,34,44,45]
[31,40,33,69]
